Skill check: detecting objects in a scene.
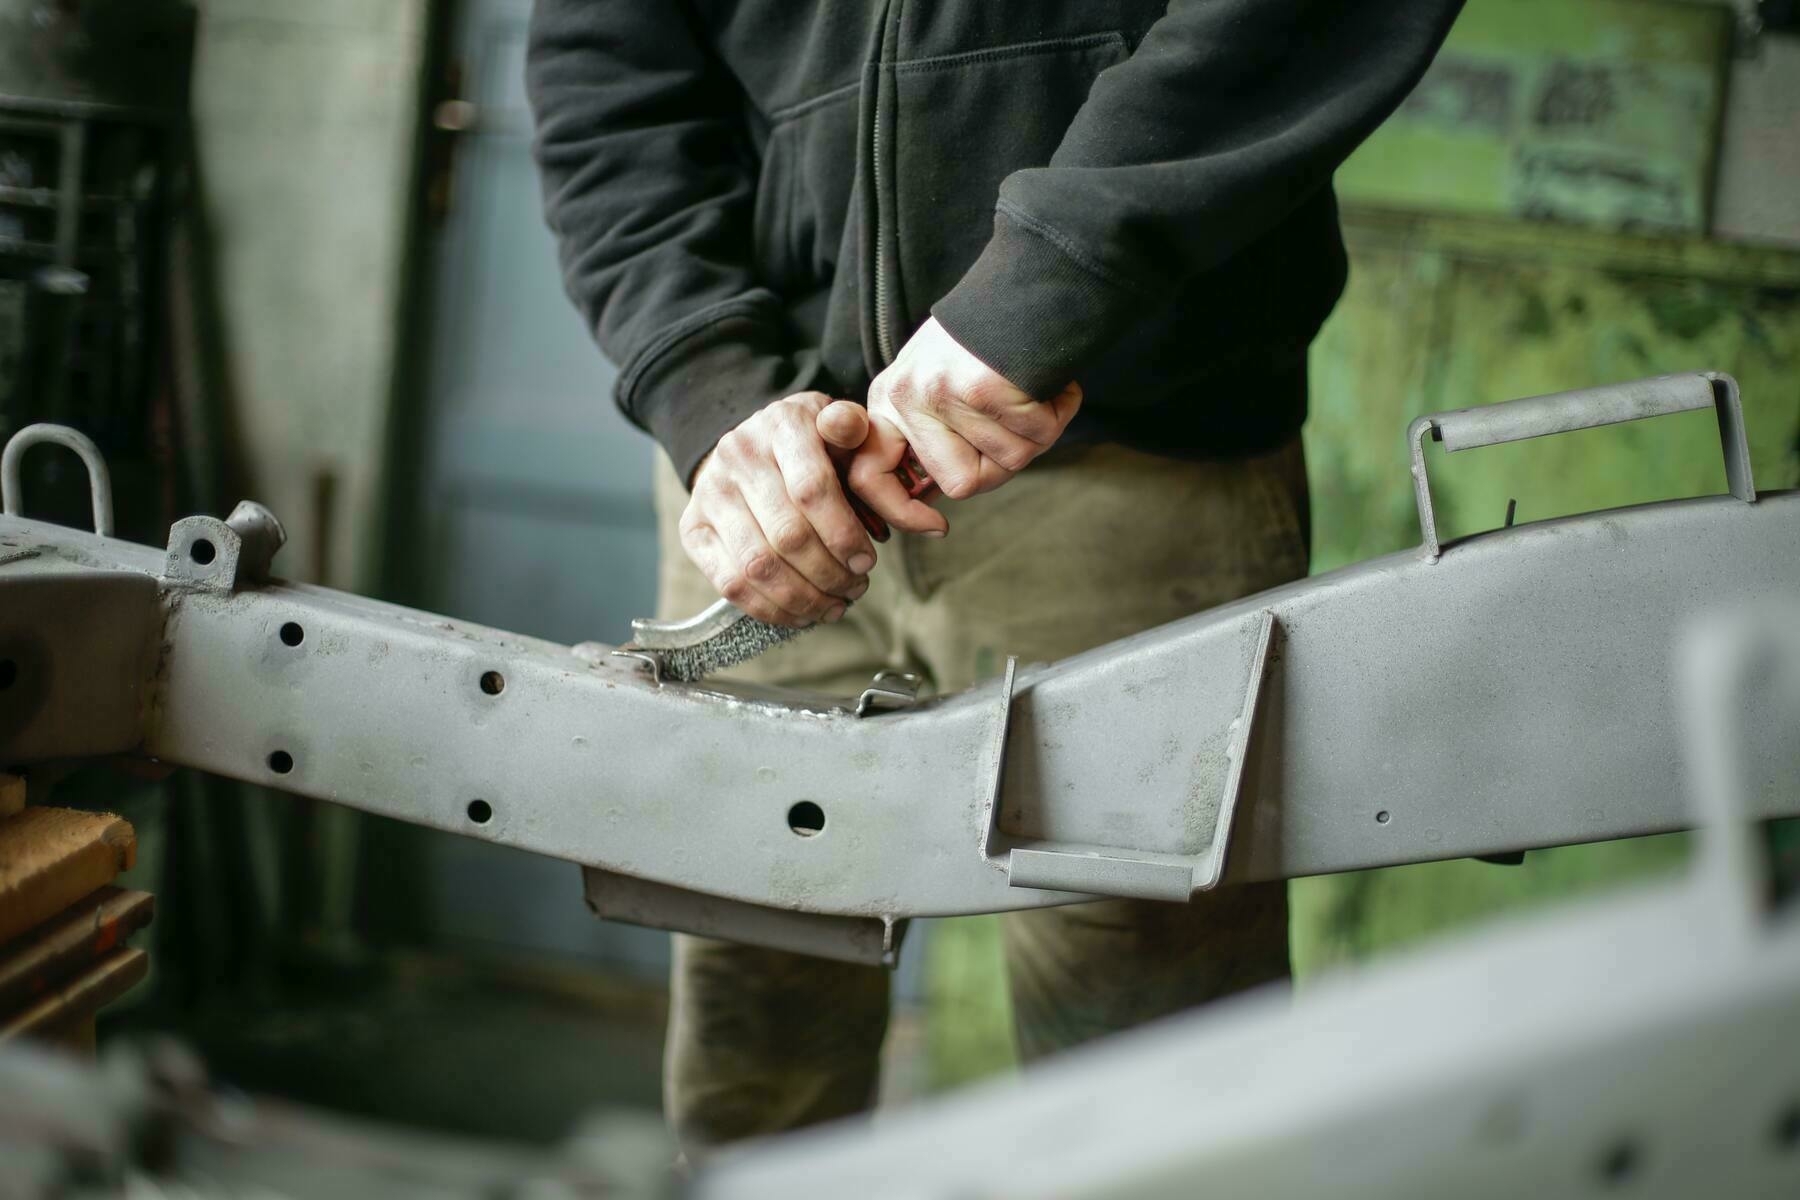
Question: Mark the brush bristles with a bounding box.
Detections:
[657,615,810,682]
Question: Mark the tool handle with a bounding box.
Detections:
[843,448,936,544]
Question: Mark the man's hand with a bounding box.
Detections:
[855,317,1081,533]
[682,392,875,627]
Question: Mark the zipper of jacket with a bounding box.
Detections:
[872,113,895,365]
[868,2,927,599]
[871,4,897,366]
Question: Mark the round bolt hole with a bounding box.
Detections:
[1596,1138,1640,1186]
[1774,1103,1800,1153]
[267,750,294,775]
[1375,810,1391,825]
[479,670,505,696]
[190,538,216,565]
[0,658,15,691]
[787,801,826,837]
[467,799,493,825]
[279,622,305,647]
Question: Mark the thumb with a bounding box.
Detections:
[1048,380,1084,431]
[816,399,871,451]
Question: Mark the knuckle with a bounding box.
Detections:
[790,470,831,508]
[964,382,1004,416]
[826,528,863,558]
[994,442,1034,473]
[940,472,978,500]
[714,430,746,462]
[848,462,883,496]
[920,379,955,417]
[770,520,811,556]
[743,551,781,584]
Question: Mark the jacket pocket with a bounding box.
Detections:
[753,84,860,298]
[886,32,1129,335]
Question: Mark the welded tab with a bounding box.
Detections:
[1006,849,1191,902]
[1193,609,1277,890]
[162,515,243,591]
[582,867,903,967]
[996,611,1277,902]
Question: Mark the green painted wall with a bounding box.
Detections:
[1335,0,1729,231]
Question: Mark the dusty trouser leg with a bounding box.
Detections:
[665,935,892,1148]
[650,454,910,1152]
[905,438,1311,1064]
[1000,885,1292,1062]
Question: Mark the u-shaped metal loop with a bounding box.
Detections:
[1,423,116,538]
[1409,372,1754,563]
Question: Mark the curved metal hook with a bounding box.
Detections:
[1,423,116,537]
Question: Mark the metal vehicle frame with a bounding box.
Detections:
[2,372,1795,965]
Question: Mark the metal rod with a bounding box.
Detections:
[1,424,116,536]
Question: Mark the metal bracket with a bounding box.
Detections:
[1,423,115,537]
[224,501,288,584]
[855,670,922,717]
[1409,372,1755,563]
[992,613,1279,902]
[978,656,1019,864]
[163,516,244,591]
[161,501,287,591]
[582,867,906,968]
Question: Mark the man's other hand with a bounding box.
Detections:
[682,392,874,627]
[861,317,1081,530]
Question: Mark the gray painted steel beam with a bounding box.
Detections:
[1,375,1797,965]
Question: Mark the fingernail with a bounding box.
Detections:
[824,604,846,623]
[923,529,947,539]
[846,579,870,601]
[849,553,874,574]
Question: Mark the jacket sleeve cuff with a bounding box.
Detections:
[930,207,1151,400]
[620,307,833,488]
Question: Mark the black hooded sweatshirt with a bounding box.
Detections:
[527,0,1465,484]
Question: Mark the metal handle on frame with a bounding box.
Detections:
[1408,372,1754,562]
[1,422,116,538]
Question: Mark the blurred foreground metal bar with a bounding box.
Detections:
[0,1038,674,1200]
[2,373,1798,965]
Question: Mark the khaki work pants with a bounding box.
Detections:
[653,437,1311,1153]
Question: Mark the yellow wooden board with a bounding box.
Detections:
[0,809,137,945]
